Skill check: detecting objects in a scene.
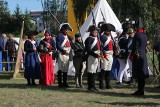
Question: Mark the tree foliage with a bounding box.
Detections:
[42,0,67,33]
[0,0,34,36]
[72,0,160,40]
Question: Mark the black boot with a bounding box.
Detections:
[137,79,145,96]
[57,70,63,88]
[27,78,31,85]
[105,71,112,89]
[91,73,98,92]
[32,79,37,86]
[63,72,70,88]
[98,70,105,89]
[87,73,93,91]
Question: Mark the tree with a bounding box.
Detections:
[24,9,35,32]
[41,0,68,33]
[0,0,10,33]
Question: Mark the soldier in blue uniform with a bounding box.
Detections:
[127,28,135,82]
[85,25,101,92]
[117,22,132,84]
[99,23,115,89]
[56,23,72,88]
[129,17,149,96]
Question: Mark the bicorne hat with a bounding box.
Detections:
[59,23,73,31]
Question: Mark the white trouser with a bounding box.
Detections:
[87,55,99,73]
[127,57,132,72]
[117,59,129,82]
[101,54,113,71]
[58,53,69,72]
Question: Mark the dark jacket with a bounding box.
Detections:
[118,34,129,59]
[38,38,56,54]
[72,41,84,57]
[85,36,99,58]
[130,32,149,79]
[5,39,19,57]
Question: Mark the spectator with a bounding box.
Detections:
[5,34,19,71]
[0,33,8,71]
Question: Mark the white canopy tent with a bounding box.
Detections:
[63,0,123,76]
[80,0,122,42]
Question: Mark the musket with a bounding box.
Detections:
[91,8,105,60]
[45,7,61,26]
[100,8,105,24]
[91,9,97,26]
[100,8,120,56]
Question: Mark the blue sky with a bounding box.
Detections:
[7,0,43,14]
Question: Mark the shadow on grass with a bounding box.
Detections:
[108,102,159,106]
[88,101,160,106]
[87,101,159,107]
[0,74,159,100]
[0,83,160,100]
[145,86,160,93]
[0,73,13,79]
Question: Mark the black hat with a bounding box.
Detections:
[122,22,132,30]
[135,17,143,29]
[75,33,81,38]
[98,21,105,29]
[100,23,115,32]
[28,30,38,38]
[87,25,99,32]
[122,22,132,33]
[59,23,73,31]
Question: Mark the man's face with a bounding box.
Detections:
[128,28,135,38]
[31,35,36,39]
[104,31,111,36]
[76,37,81,42]
[129,32,135,38]
[91,30,98,37]
[45,36,50,39]
[2,34,6,39]
[62,29,69,35]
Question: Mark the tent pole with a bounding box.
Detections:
[13,21,24,79]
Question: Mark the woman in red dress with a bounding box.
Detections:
[39,32,56,85]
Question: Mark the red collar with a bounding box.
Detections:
[29,39,34,41]
[137,29,144,33]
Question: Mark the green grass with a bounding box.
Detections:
[0,73,159,107]
[0,52,159,107]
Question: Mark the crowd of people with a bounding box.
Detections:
[0,17,150,96]
[0,33,19,71]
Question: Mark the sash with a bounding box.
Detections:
[118,37,125,43]
[74,42,83,50]
[104,36,111,47]
[91,37,98,50]
[61,35,68,48]
[127,40,133,49]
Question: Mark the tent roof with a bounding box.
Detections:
[80,0,122,42]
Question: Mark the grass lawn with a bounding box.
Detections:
[0,73,159,107]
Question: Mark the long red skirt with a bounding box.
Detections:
[39,54,54,85]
